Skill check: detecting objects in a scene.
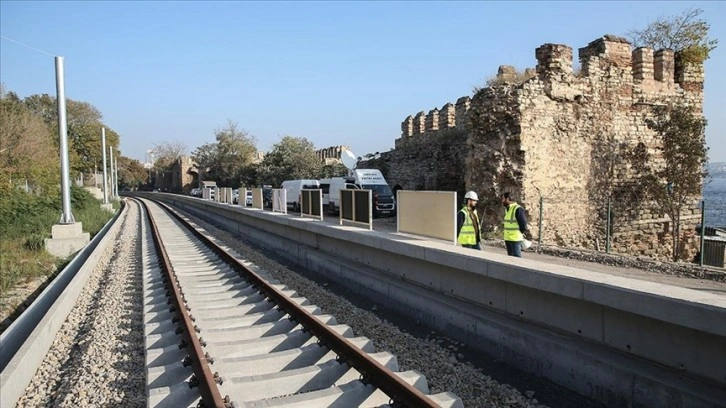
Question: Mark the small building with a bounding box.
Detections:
[703,229,726,268]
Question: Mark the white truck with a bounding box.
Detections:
[280,179,320,212]
[352,169,396,217]
[320,169,395,217]
[320,177,359,215]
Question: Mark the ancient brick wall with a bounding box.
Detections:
[387,34,705,260]
[359,97,472,195]
[177,156,197,193]
[156,156,198,193]
[362,127,468,195]
[315,145,350,164]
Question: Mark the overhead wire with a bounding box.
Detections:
[0,35,56,57]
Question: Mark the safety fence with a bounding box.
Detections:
[500,196,726,267]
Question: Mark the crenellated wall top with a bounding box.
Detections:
[399,34,705,139]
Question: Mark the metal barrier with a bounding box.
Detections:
[300,189,323,220]
[340,189,372,230]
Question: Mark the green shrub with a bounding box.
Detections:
[23,233,46,251]
[0,185,113,298]
[0,240,56,296]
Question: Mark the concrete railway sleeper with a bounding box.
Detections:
[144,199,228,408]
[140,198,463,407]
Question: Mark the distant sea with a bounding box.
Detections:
[704,177,726,227]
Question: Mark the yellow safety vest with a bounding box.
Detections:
[458,207,480,245]
[503,203,524,242]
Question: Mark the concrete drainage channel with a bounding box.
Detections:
[139,199,462,407]
[0,204,125,408]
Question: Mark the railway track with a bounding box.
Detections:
[140,198,463,407]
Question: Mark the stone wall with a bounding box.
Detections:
[384,34,705,260]
[155,156,198,194]
[315,145,350,164]
[361,127,468,195]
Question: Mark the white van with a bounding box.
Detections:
[320,177,359,215]
[281,179,320,212]
[351,169,395,217]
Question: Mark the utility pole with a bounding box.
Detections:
[45,56,90,257]
[114,156,119,196]
[101,127,109,204]
[109,146,115,199]
[56,56,74,224]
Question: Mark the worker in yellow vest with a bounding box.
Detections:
[501,192,530,257]
[457,191,482,250]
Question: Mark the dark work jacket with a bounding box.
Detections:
[512,205,528,233]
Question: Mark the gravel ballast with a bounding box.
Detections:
[16,201,145,407]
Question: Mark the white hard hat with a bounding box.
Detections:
[464,191,478,201]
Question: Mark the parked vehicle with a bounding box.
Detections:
[190,188,202,197]
[246,191,253,206]
[351,169,396,217]
[280,179,320,212]
[320,177,359,215]
[232,189,239,204]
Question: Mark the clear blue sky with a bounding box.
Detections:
[1,1,724,164]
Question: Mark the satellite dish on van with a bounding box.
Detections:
[341,149,357,170]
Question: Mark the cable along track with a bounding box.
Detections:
[139,198,463,407]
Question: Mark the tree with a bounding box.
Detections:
[319,162,348,179]
[636,105,708,261]
[191,142,216,179]
[212,120,257,186]
[152,140,188,170]
[627,7,718,64]
[191,120,258,187]
[116,156,149,190]
[0,89,58,194]
[257,136,322,187]
[22,93,121,175]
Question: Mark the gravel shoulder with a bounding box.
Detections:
[16,201,145,407]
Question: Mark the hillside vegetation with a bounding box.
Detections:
[0,86,118,323]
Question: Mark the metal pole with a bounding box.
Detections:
[606,197,612,253]
[112,155,116,197]
[109,146,114,199]
[101,128,108,204]
[55,56,74,224]
[538,196,543,248]
[699,200,706,266]
[114,156,119,196]
[111,155,115,197]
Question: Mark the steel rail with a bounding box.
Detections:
[154,200,439,407]
[142,200,228,408]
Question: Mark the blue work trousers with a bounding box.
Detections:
[505,241,522,257]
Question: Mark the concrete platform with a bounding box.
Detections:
[44,222,90,258]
